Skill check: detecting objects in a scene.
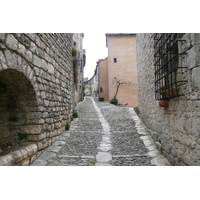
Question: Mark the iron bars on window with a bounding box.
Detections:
[154,33,187,100]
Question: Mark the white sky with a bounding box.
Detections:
[83,33,108,79]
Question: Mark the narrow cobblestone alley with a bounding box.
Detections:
[32,97,170,166]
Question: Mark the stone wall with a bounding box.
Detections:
[84,64,99,97]
[0,33,79,165]
[72,33,85,106]
[136,33,200,165]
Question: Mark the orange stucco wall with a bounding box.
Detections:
[107,34,138,106]
[98,58,109,101]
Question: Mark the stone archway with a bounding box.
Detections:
[0,69,40,156]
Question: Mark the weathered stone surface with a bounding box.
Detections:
[96,152,112,163]
[151,156,171,166]
[47,63,54,74]
[33,55,42,67]
[31,97,169,166]
[47,145,62,153]
[31,159,47,166]
[192,66,200,90]
[53,141,66,146]
[95,163,112,166]
[25,144,38,156]
[136,33,200,165]
[0,154,14,166]
[62,132,70,137]
[12,150,23,163]
[39,152,56,161]
[5,34,18,50]
[18,43,26,56]
[21,159,30,166]
[142,139,153,147]
[24,125,43,134]
[0,33,83,165]
[0,51,6,64]
[0,33,6,42]
[0,158,4,166]
[25,49,33,62]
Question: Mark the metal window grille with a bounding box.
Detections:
[154,33,187,100]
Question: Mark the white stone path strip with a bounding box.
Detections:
[90,97,113,166]
[129,108,171,166]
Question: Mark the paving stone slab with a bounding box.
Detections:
[151,156,171,166]
[31,160,47,166]
[39,152,57,161]
[53,141,66,146]
[32,97,170,166]
[62,132,71,137]
[95,163,112,166]
[142,139,153,147]
[147,150,159,157]
[47,146,62,153]
[96,152,112,163]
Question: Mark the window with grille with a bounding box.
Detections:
[154,33,187,100]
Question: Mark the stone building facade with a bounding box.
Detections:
[72,34,86,106]
[84,64,99,97]
[105,33,138,107]
[0,33,84,165]
[136,33,200,165]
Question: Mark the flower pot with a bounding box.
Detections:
[159,101,169,107]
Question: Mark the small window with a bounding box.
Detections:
[154,33,187,100]
[114,58,117,63]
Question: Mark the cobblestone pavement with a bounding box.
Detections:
[32,97,170,166]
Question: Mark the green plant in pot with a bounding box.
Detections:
[110,98,118,105]
[73,111,79,118]
[65,121,71,130]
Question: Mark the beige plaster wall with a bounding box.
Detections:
[107,34,138,106]
[99,58,109,101]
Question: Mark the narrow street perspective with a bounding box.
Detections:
[0,33,200,166]
[32,97,170,166]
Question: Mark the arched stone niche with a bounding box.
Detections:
[0,68,40,156]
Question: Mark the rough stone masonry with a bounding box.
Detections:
[136,33,200,165]
[0,33,79,165]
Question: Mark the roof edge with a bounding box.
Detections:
[105,33,136,47]
[105,33,136,36]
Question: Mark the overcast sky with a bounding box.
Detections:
[83,33,108,79]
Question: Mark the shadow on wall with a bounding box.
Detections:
[0,69,40,157]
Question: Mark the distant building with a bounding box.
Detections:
[98,58,109,101]
[72,34,86,106]
[98,33,138,106]
[84,64,98,97]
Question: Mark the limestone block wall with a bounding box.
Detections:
[72,33,85,106]
[136,33,200,166]
[0,33,75,165]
